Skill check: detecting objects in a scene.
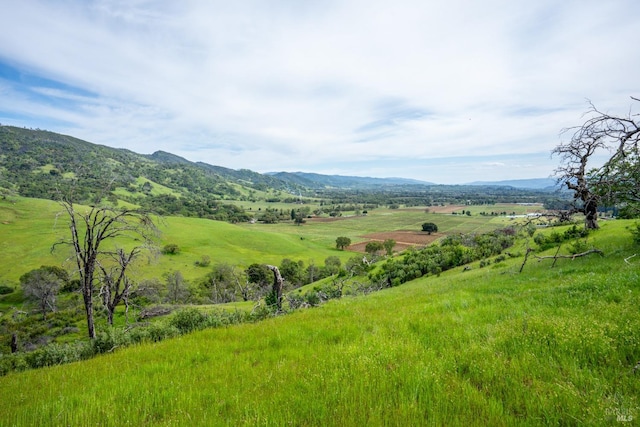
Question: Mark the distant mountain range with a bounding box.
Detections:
[267,171,435,189]
[269,172,558,190]
[466,178,558,190]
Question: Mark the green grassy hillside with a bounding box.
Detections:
[0,196,357,284]
[1,220,638,425]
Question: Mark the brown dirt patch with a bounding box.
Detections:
[347,231,442,253]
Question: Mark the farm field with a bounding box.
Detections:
[0,219,638,425]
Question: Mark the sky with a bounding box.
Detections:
[0,1,638,184]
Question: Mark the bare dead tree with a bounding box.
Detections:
[235,277,254,302]
[54,200,159,339]
[98,247,145,326]
[552,131,606,229]
[266,265,285,311]
[554,98,640,227]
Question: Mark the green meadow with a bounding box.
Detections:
[0,197,519,284]
[0,196,351,284]
[0,215,638,425]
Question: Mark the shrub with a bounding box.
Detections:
[569,239,589,254]
[0,285,13,295]
[93,328,131,354]
[169,308,207,334]
[206,309,246,327]
[195,255,211,267]
[304,292,321,307]
[287,293,306,310]
[25,341,94,369]
[264,290,279,308]
[128,323,180,343]
[162,244,180,255]
[0,353,28,376]
[147,323,180,342]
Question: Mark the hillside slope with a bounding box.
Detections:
[0,125,297,204]
[1,220,638,425]
[0,196,357,283]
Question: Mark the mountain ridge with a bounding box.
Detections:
[466,178,558,190]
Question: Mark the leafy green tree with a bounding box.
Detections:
[383,239,396,256]
[422,222,438,234]
[336,236,351,250]
[293,207,310,225]
[279,258,306,288]
[345,255,371,276]
[324,256,342,275]
[305,260,320,283]
[246,263,270,288]
[19,267,64,319]
[365,241,384,256]
[201,263,241,303]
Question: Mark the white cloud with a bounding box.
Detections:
[0,0,638,183]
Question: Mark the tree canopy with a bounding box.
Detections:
[336,236,351,250]
[422,222,438,234]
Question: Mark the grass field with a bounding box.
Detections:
[0,197,520,285]
[0,219,638,425]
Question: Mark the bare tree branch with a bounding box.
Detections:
[535,249,603,261]
[553,98,640,227]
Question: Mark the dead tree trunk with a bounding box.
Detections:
[535,248,604,262]
[266,265,284,311]
[519,247,534,273]
[10,333,18,353]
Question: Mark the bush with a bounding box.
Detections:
[169,308,207,334]
[93,328,131,354]
[569,239,589,254]
[162,244,180,255]
[264,290,279,308]
[25,341,94,369]
[195,255,211,267]
[128,323,180,343]
[0,353,28,376]
[0,285,13,295]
